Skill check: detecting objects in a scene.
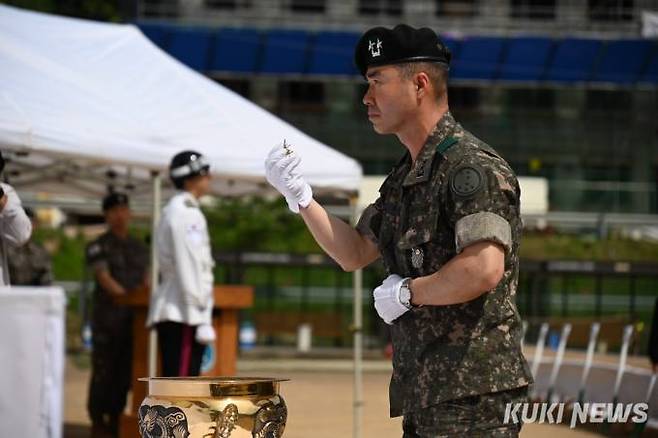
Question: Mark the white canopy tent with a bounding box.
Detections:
[0,4,361,200]
[0,5,366,437]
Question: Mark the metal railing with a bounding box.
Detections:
[208,252,658,350]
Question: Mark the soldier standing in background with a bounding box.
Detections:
[86,192,149,438]
[7,207,53,286]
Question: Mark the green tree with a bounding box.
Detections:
[204,197,322,253]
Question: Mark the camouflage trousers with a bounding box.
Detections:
[402,386,529,438]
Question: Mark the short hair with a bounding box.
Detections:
[395,62,448,102]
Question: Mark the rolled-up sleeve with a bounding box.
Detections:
[446,154,519,255]
[455,211,512,254]
[86,241,108,273]
[356,200,382,245]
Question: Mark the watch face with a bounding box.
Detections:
[400,286,411,308]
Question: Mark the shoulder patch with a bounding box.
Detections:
[184,199,196,208]
[87,243,101,257]
[450,164,486,198]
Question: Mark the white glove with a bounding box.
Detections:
[264,142,313,213]
[195,323,216,345]
[373,274,411,325]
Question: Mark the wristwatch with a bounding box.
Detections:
[398,278,414,309]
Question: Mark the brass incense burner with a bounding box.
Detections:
[137,377,288,438]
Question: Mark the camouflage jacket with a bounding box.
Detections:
[7,241,52,286]
[357,111,533,417]
[86,231,149,333]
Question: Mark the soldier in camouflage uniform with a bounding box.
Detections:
[7,208,53,286]
[86,192,149,438]
[265,24,532,437]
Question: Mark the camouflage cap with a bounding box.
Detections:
[354,24,451,77]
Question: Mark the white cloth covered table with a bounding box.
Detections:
[0,287,65,438]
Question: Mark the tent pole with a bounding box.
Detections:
[351,196,363,438]
[148,171,161,377]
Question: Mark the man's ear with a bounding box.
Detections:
[415,72,430,94]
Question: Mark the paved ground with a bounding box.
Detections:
[64,355,607,438]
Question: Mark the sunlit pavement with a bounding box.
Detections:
[64,355,606,437]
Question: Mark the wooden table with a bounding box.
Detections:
[118,285,253,438]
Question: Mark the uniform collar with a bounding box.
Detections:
[104,230,129,242]
[179,191,200,208]
[402,110,459,187]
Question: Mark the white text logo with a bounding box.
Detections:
[503,403,648,428]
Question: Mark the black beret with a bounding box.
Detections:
[102,192,129,212]
[354,24,451,77]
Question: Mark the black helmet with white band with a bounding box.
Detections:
[169,150,210,190]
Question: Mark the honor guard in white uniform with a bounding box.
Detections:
[147,150,215,377]
[0,150,32,286]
